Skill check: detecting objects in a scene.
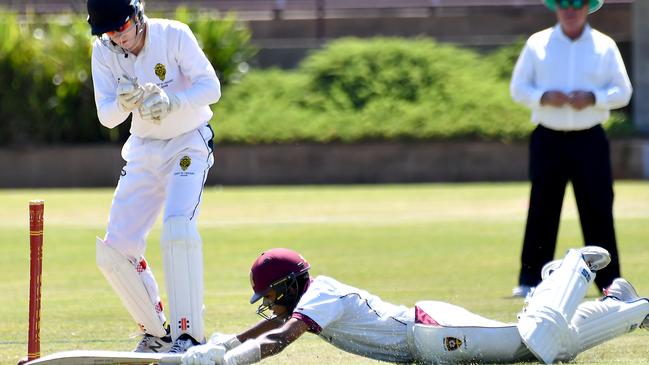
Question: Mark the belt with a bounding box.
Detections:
[537,124,601,135]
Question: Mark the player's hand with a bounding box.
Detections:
[540,90,570,108]
[568,90,596,110]
[116,75,144,112]
[208,333,242,350]
[138,83,181,124]
[181,343,227,365]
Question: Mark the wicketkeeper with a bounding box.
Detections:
[181,247,649,364]
[86,0,221,353]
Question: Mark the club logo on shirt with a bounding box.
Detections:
[180,156,191,171]
[154,63,166,81]
[443,336,464,351]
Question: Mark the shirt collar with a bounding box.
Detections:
[552,23,592,44]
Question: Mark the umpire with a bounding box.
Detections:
[510,0,632,297]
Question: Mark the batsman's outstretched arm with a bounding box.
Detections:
[255,318,309,358]
[184,318,309,365]
[235,316,287,343]
[221,318,308,365]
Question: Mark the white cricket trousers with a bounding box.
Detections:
[105,124,214,259]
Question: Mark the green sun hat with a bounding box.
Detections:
[543,0,604,14]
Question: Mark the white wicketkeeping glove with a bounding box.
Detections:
[116,75,144,112]
[138,83,181,124]
[208,333,242,351]
[181,343,227,365]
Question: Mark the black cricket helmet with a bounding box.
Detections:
[87,0,144,36]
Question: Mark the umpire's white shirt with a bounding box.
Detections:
[91,17,221,140]
[292,276,414,363]
[510,24,631,131]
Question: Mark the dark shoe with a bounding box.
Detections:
[168,333,201,354]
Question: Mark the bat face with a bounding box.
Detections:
[25,350,182,365]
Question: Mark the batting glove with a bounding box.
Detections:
[138,83,181,124]
[116,75,144,112]
[208,333,242,351]
[181,343,227,365]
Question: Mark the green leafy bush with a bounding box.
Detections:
[0,13,636,147]
[213,37,535,144]
[213,37,635,144]
[0,11,101,146]
[484,38,526,81]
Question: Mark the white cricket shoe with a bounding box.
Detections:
[603,278,649,330]
[134,331,173,353]
[604,278,640,302]
[580,246,611,272]
[540,246,611,281]
[168,333,202,354]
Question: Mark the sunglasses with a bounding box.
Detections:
[105,18,134,37]
[556,0,587,10]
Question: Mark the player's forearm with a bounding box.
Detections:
[175,75,221,110]
[237,318,285,342]
[259,318,308,357]
[223,339,262,365]
[258,332,292,357]
[96,99,131,129]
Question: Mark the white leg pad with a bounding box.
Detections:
[525,249,594,319]
[96,238,167,337]
[412,323,534,364]
[518,249,591,363]
[569,298,649,356]
[518,307,577,364]
[161,216,204,341]
[410,301,535,364]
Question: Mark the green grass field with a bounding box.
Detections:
[1,182,648,365]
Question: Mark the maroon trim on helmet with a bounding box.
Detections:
[291,313,322,334]
[415,305,441,326]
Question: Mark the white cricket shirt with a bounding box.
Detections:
[292,276,414,363]
[91,17,221,140]
[510,24,631,131]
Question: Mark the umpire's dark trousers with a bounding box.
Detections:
[518,124,620,291]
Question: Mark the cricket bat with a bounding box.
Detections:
[24,350,183,365]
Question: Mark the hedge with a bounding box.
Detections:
[213,37,634,144]
[0,10,635,146]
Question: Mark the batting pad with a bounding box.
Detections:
[410,301,535,364]
[161,216,204,341]
[518,306,576,364]
[412,323,534,364]
[96,238,168,337]
[569,298,649,356]
[518,249,591,363]
[525,249,594,322]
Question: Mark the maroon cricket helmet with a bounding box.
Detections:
[249,248,310,304]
